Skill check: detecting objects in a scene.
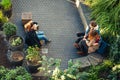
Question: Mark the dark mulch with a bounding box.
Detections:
[32,76,49,80]
[0,34,11,68]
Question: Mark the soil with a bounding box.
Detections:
[11,51,24,61]
[98,68,110,79]
[32,76,48,80]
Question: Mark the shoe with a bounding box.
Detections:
[73,43,79,48]
[77,51,84,55]
[76,32,81,37]
[46,39,51,44]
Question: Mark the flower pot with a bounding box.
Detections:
[25,60,41,73]
[3,5,12,18]
[9,35,24,51]
[7,50,24,66]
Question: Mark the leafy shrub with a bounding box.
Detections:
[89,0,120,63]
[26,46,42,65]
[84,0,98,7]
[109,36,120,62]
[2,22,17,37]
[10,37,22,46]
[38,58,83,80]
[90,0,120,40]
[0,10,8,23]
[0,66,32,80]
[0,0,12,11]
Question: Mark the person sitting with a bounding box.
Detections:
[25,26,41,48]
[24,20,51,44]
[74,30,100,55]
[75,20,101,46]
[77,20,99,37]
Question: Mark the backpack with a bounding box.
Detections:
[97,40,109,54]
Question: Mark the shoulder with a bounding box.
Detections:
[94,25,99,30]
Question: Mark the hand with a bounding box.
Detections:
[73,43,80,48]
[93,43,99,46]
[83,35,87,40]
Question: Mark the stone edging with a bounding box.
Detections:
[75,0,88,30]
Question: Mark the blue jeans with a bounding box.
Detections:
[36,31,49,43]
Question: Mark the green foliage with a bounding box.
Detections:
[84,0,98,7]
[38,58,117,80]
[50,59,81,80]
[90,0,120,39]
[0,0,12,11]
[0,10,8,23]
[39,58,84,80]
[80,60,114,80]
[26,46,42,65]
[90,0,120,63]
[10,37,22,46]
[109,36,120,62]
[103,60,113,67]
[0,66,32,80]
[2,22,17,36]
[38,56,61,78]
[108,64,120,80]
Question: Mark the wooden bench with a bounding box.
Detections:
[21,12,32,25]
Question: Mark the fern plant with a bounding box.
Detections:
[90,0,120,39]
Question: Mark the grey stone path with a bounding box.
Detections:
[10,0,84,69]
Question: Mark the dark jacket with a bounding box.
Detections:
[25,30,41,48]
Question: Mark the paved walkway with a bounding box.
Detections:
[10,0,84,69]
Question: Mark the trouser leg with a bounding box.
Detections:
[75,36,83,43]
[76,32,85,37]
[79,40,88,54]
[37,35,49,43]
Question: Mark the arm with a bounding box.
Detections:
[83,25,90,39]
[86,39,95,47]
[24,20,33,31]
[85,25,90,35]
[93,43,99,46]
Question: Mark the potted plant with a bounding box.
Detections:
[9,35,24,51]
[7,50,24,66]
[2,22,17,40]
[0,66,32,80]
[0,0,12,18]
[25,46,42,73]
[0,10,8,30]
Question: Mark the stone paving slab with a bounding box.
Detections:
[10,0,84,70]
[87,53,103,65]
[72,56,91,68]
